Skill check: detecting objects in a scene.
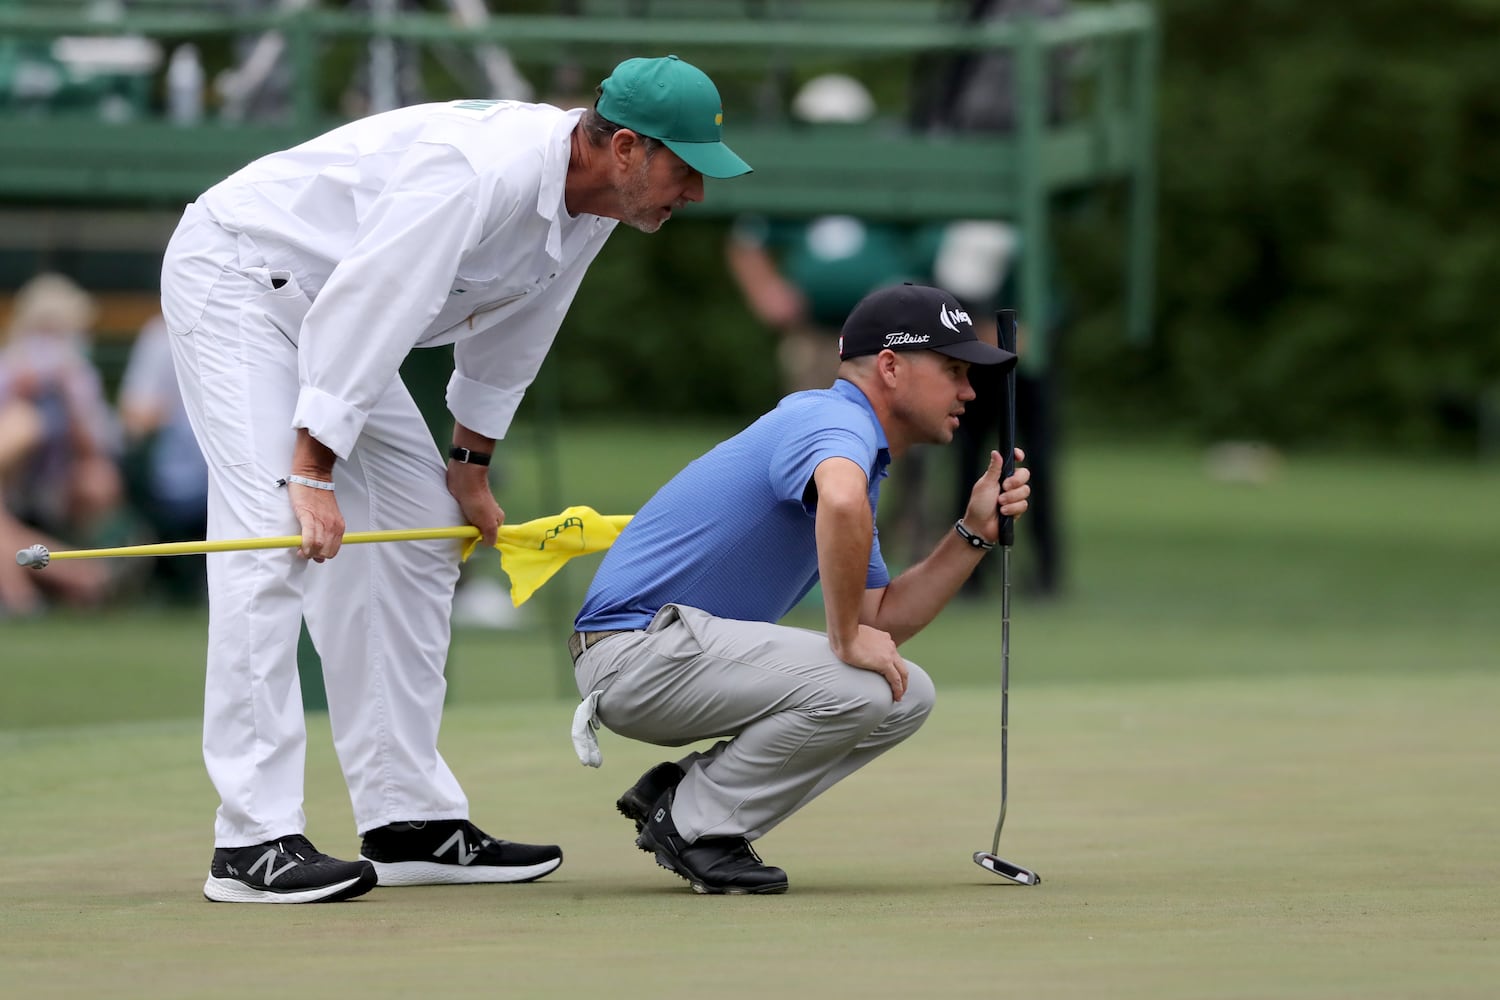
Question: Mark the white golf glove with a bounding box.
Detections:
[571,690,603,768]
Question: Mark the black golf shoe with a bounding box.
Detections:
[635,790,788,895]
[616,761,686,831]
[359,819,562,885]
[204,834,377,904]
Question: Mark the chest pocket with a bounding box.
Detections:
[427,278,530,338]
[463,287,529,327]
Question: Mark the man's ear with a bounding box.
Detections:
[609,129,643,172]
[875,349,901,385]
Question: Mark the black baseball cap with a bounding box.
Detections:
[838,283,1018,368]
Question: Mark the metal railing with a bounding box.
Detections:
[0,1,1158,356]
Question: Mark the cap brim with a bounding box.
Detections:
[934,341,1018,369]
[661,138,753,179]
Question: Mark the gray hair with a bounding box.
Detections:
[579,104,665,159]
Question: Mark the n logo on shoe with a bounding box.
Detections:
[436,830,481,865]
[247,848,298,885]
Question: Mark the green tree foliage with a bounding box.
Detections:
[551,219,779,417]
[1065,0,1500,449]
[525,1,1500,450]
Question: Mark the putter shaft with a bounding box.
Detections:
[973,308,1037,885]
[991,545,1011,856]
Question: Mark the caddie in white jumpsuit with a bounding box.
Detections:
[159,55,751,904]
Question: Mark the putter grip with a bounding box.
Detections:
[996,310,1018,547]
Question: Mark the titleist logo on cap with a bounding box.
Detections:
[837,282,1016,369]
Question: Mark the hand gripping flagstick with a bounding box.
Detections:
[973,309,1041,886]
[17,506,631,608]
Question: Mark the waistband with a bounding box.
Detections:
[567,629,634,664]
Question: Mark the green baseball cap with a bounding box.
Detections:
[596,55,752,179]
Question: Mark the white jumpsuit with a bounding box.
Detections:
[159,100,616,846]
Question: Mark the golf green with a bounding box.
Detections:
[2,670,1494,999]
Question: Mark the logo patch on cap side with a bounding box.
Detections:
[939,304,972,333]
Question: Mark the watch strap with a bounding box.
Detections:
[449,446,492,467]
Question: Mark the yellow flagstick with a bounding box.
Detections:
[17,506,632,608]
[17,526,480,563]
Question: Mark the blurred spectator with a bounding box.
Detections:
[726,75,944,565]
[1,273,124,536]
[212,0,297,123]
[0,499,110,615]
[338,0,428,118]
[118,314,210,602]
[914,0,1074,136]
[914,0,1076,598]
[0,273,122,613]
[935,228,1066,597]
[0,398,106,615]
[726,74,935,395]
[219,0,438,122]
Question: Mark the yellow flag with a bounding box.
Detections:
[464,506,632,606]
[20,514,630,599]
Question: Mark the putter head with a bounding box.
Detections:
[973,851,1041,885]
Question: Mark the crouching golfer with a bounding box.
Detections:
[570,283,1031,894]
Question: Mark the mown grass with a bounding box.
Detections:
[4,427,1494,725]
[1,428,1496,998]
[1,673,1496,999]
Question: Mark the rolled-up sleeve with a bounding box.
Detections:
[289,387,369,460]
[445,371,527,441]
[447,223,613,439]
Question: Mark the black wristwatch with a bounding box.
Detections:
[449,446,492,467]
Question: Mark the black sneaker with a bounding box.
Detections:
[359,819,562,885]
[203,834,377,904]
[616,761,686,832]
[635,790,789,895]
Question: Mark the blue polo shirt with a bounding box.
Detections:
[575,379,892,631]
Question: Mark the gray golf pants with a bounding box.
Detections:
[574,604,936,843]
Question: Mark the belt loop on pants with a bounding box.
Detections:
[568,629,633,664]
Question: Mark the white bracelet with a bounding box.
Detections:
[954,519,997,551]
[284,474,335,492]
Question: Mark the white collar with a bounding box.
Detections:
[537,108,585,262]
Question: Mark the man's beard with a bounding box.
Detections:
[616,162,665,234]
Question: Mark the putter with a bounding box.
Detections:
[972,308,1041,886]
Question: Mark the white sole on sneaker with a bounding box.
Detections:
[361,855,562,886]
[202,873,372,904]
